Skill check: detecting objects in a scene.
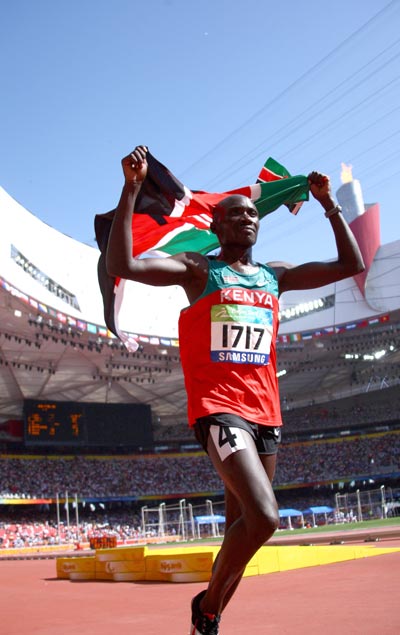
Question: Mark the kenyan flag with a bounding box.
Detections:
[94,150,309,347]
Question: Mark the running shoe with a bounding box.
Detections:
[190,590,220,635]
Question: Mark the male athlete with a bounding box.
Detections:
[106,145,364,634]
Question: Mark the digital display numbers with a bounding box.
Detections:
[25,401,86,445]
[23,400,153,447]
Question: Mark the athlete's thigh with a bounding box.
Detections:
[259,453,278,483]
[206,425,275,512]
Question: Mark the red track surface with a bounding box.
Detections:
[1,538,399,634]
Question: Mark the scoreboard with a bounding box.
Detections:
[25,401,85,445]
[23,400,153,447]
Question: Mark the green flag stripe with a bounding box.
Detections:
[255,177,309,217]
[157,227,219,256]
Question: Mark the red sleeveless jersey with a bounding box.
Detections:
[178,259,282,427]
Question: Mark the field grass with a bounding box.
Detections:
[174,516,400,547]
[275,515,400,537]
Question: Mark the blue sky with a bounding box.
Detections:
[1,0,400,266]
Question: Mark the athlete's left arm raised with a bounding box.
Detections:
[269,171,365,294]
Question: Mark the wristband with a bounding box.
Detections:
[325,204,342,218]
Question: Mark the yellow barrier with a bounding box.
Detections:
[56,543,400,583]
[145,549,216,582]
[56,556,96,580]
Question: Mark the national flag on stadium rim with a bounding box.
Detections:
[94,150,310,351]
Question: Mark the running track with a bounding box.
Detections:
[1,535,399,634]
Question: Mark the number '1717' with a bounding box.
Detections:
[222,324,264,350]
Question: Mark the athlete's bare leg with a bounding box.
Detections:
[199,430,279,617]
[213,452,278,612]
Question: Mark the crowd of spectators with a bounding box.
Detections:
[0,453,222,499]
[275,433,399,484]
[280,385,400,432]
[0,509,145,549]
[153,386,400,441]
[1,432,398,501]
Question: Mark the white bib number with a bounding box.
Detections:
[210,304,273,365]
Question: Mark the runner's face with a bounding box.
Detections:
[213,196,260,247]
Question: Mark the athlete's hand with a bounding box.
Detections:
[121,145,148,184]
[308,171,335,211]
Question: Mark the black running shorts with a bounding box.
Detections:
[194,413,281,456]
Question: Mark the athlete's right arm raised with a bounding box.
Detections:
[106,146,206,295]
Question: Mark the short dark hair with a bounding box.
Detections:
[212,194,257,222]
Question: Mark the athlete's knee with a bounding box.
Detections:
[248,505,279,543]
[260,507,279,536]
[268,508,280,534]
